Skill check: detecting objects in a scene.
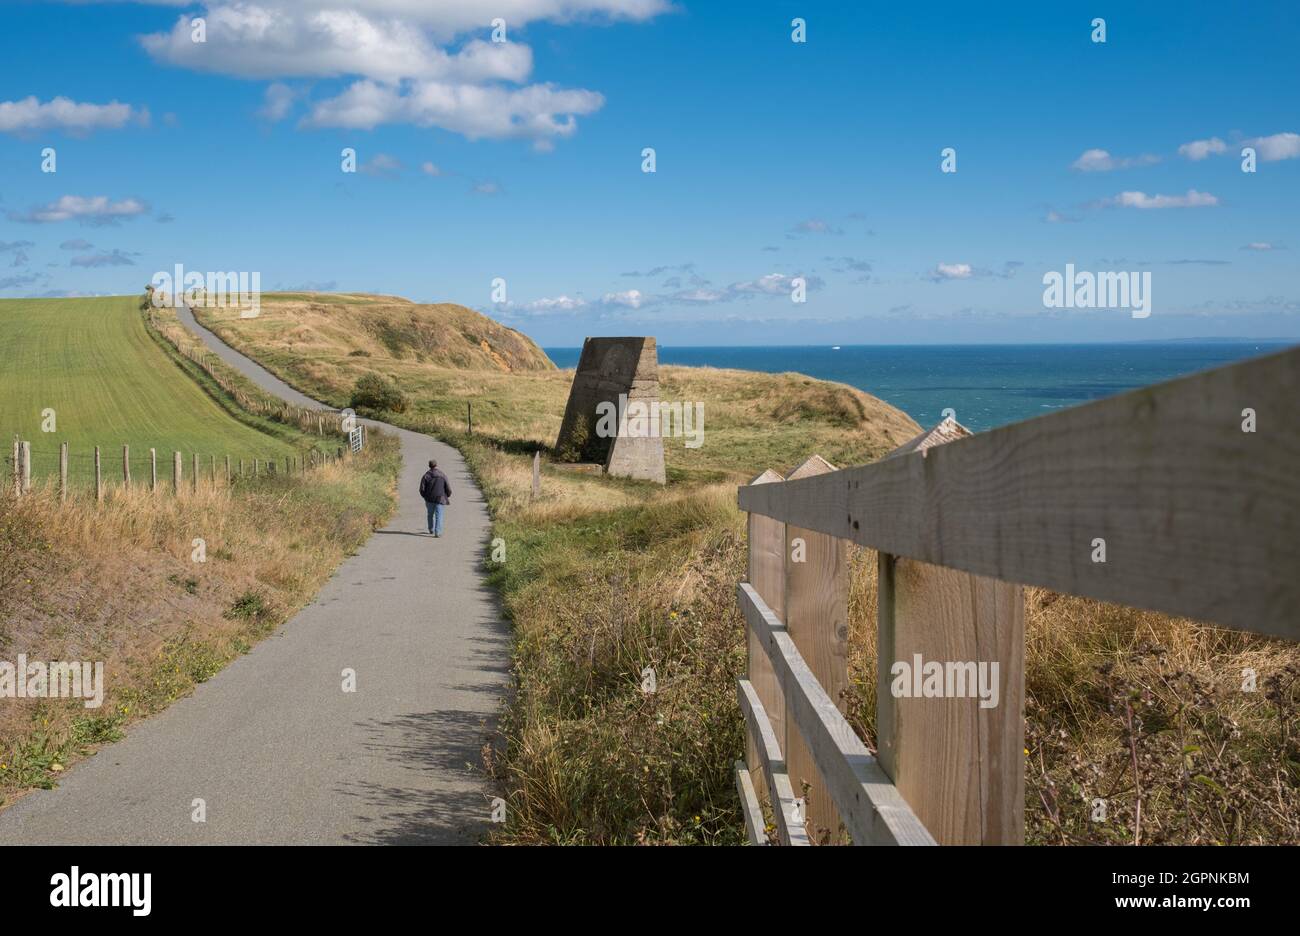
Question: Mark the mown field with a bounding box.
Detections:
[0,295,402,808]
[197,292,1300,845]
[0,297,300,486]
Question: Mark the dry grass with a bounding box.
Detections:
[0,438,401,806]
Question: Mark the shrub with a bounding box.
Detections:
[350,373,407,413]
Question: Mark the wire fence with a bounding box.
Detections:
[6,437,357,500]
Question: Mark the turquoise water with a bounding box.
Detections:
[543,343,1293,432]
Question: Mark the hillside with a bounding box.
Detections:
[0,297,299,484]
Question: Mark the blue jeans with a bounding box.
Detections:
[426,501,445,535]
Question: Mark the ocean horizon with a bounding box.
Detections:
[543,341,1296,432]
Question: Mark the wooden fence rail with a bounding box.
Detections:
[734,346,1300,846]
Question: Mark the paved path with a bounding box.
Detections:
[0,306,507,844]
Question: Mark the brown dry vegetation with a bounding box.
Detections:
[194,292,1300,845]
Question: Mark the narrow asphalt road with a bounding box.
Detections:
[0,305,508,844]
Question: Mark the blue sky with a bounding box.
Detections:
[0,0,1297,345]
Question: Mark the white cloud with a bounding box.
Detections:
[521,294,588,314]
[420,161,443,176]
[1104,189,1218,209]
[359,152,403,175]
[1177,137,1227,160]
[299,78,604,143]
[931,263,973,280]
[601,289,644,308]
[1069,148,1159,172]
[134,1,666,144]
[0,96,146,134]
[1241,242,1284,251]
[1243,131,1300,162]
[258,82,299,121]
[9,195,149,225]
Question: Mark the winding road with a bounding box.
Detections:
[0,306,508,844]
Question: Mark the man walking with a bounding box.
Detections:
[419,459,452,537]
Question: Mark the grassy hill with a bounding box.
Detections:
[0,297,298,484]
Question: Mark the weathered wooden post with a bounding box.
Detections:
[225,455,231,485]
[20,441,31,494]
[173,451,182,493]
[94,446,102,501]
[252,459,258,478]
[238,457,244,479]
[467,402,473,436]
[122,444,131,488]
[11,439,19,496]
[874,421,1025,845]
[150,448,157,492]
[60,442,68,502]
[210,454,216,483]
[285,456,290,475]
[782,455,848,844]
[532,451,541,498]
[742,468,789,837]
[192,453,199,492]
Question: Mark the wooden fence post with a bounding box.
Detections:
[150,448,157,492]
[173,451,181,493]
[532,451,541,498]
[94,446,102,501]
[252,459,258,478]
[20,441,31,494]
[225,455,231,485]
[11,439,19,496]
[211,454,216,483]
[874,423,1025,845]
[60,442,68,502]
[744,468,788,832]
[192,453,199,492]
[782,455,848,844]
[467,402,473,435]
[239,458,244,478]
[122,444,131,488]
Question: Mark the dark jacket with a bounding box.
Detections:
[419,468,451,505]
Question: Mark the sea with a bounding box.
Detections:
[543,342,1294,432]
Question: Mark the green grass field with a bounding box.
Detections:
[0,296,298,485]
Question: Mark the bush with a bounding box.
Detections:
[350,373,407,413]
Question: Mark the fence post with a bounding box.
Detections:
[122,444,131,488]
[192,453,199,492]
[239,458,244,478]
[874,423,1025,845]
[532,451,541,498]
[20,441,31,494]
[467,402,472,435]
[173,451,181,493]
[211,454,216,483]
[150,448,157,492]
[743,468,787,831]
[225,455,231,485]
[94,446,102,501]
[11,439,19,496]
[60,442,68,502]
[252,459,258,478]
[782,455,848,844]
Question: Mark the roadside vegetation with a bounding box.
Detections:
[0,295,401,807]
[197,293,1300,844]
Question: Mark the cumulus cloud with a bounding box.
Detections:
[420,161,443,176]
[929,263,973,281]
[1241,242,1284,251]
[0,96,147,134]
[1243,131,1300,162]
[8,195,150,225]
[1070,148,1159,171]
[1177,137,1227,161]
[1103,189,1218,209]
[521,294,588,314]
[136,1,666,144]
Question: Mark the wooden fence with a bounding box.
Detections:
[734,345,1300,846]
[8,439,349,503]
